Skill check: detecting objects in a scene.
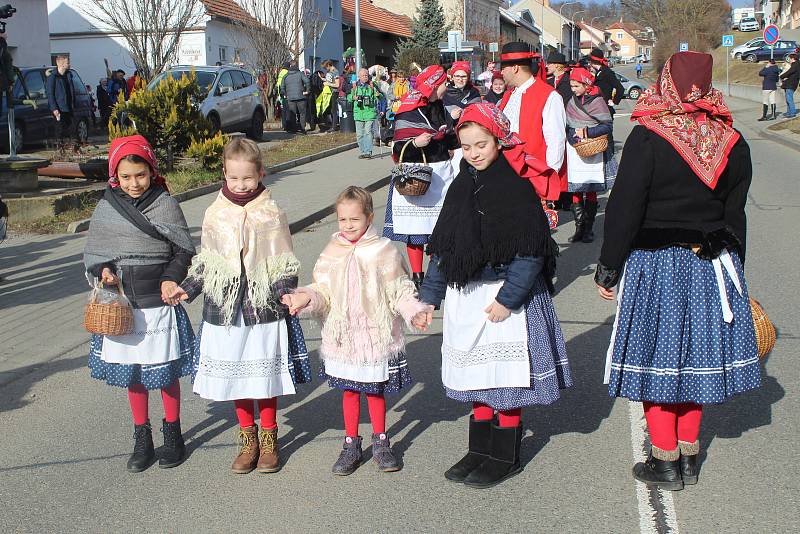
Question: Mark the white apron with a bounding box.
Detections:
[101,306,181,365]
[565,143,604,187]
[193,312,296,401]
[442,280,531,391]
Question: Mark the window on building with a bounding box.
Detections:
[219,47,227,63]
[617,32,624,40]
[234,49,243,63]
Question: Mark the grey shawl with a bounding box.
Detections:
[84,190,195,271]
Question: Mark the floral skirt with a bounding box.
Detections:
[320,353,413,395]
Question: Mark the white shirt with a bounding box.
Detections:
[505,76,567,172]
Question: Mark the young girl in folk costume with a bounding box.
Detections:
[283,187,430,476]
[83,135,196,473]
[564,66,617,244]
[418,102,571,489]
[443,61,482,128]
[383,65,460,289]
[170,138,310,474]
[596,52,760,490]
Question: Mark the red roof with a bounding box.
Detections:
[606,21,643,34]
[341,0,413,38]
[201,0,256,24]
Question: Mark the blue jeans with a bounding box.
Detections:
[355,120,374,155]
[785,88,796,117]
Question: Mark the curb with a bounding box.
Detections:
[759,124,800,153]
[67,141,360,234]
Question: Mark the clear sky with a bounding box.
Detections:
[729,0,756,8]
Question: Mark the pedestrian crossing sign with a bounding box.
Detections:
[722,35,735,47]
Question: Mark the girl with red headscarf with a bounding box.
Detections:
[564,67,617,244]
[595,52,761,491]
[418,102,570,489]
[83,134,196,473]
[383,65,460,288]
[443,61,482,128]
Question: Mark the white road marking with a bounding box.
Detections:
[615,112,633,117]
[628,400,681,534]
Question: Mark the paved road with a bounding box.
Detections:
[0,99,797,533]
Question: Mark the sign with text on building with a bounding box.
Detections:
[679,42,689,52]
[722,35,735,47]
[447,31,463,51]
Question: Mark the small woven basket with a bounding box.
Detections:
[750,298,776,358]
[393,139,432,196]
[574,134,609,158]
[84,283,134,336]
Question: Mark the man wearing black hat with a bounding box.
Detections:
[498,42,566,202]
[546,52,572,105]
[588,48,625,115]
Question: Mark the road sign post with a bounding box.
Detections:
[764,24,780,61]
[448,30,462,62]
[489,41,498,62]
[722,34,734,96]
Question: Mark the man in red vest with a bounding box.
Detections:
[498,42,566,201]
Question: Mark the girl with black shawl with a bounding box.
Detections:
[418,102,571,489]
[83,135,196,473]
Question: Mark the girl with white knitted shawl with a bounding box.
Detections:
[283,186,430,475]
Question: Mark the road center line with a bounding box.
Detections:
[628,400,681,534]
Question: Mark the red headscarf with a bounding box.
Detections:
[631,52,739,189]
[450,61,471,78]
[569,67,600,96]
[395,65,447,114]
[491,71,504,82]
[108,134,167,189]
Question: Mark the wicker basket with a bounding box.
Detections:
[750,298,776,358]
[393,139,432,196]
[84,283,134,336]
[574,134,609,158]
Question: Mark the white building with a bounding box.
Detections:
[4,0,50,67]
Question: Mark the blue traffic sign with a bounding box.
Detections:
[722,35,735,47]
[764,24,780,45]
[679,42,689,52]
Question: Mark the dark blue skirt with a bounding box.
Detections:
[607,247,761,404]
[88,305,194,390]
[382,177,429,245]
[320,353,413,395]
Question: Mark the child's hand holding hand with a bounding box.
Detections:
[281,293,312,316]
[485,300,511,323]
[411,305,435,331]
[161,283,188,306]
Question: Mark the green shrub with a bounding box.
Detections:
[187,132,225,171]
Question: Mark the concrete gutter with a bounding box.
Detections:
[66,141,361,233]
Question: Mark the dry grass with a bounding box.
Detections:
[768,116,800,134]
[712,31,784,86]
[9,202,95,235]
[263,132,356,166]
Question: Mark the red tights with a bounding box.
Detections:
[643,402,703,450]
[127,381,181,426]
[473,402,521,428]
[406,244,425,273]
[234,398,278,429]
[342,390,386,437]
[572,192,598,204]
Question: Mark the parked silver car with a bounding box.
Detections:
[148,65,265,140]
[731,38,766,59]
[614,72,645,100]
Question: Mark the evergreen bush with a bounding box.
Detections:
[186,132,225,171]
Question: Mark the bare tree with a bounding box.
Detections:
[80,0,204,80]
[235,0,315,121]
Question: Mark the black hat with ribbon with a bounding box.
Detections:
[547,52,568,65]
[588,48,609,66]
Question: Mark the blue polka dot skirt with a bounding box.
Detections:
[607,247,761,404]
[446,275,573,411]
[382,177,429,245]
[320,353,413,395]
[190,314,313,386]
[88,304,195,390]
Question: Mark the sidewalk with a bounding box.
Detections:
[724,93,800,152]
[0,147,393,386]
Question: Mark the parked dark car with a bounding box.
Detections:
[0,66,93,152]
[741,41,799,63]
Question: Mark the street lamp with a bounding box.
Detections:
[354,0,362,72]
[559,1,578,56]
[571,10,586,61]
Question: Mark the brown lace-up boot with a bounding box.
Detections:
[256,427,281,473]
[231,426,259,474]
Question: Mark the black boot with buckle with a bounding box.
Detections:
[463,423,523,489]
[568,201,585,243]
[444,416,493,483]
[127,421,155,473]
[632,446,683,491]
[159,419,186,469]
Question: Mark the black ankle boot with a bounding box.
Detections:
[582,201,598,243]
[412,272,424,292]
[159,419,186,469]
[568,201,585,243]
[444,416,493,483]
[758,104,769,121]
[463,423,523,489]
[770,104,778,120]
[632,448,683,491]
[679,440,700,485]
[127,421,155,473]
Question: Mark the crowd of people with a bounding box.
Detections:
[82,45,762,493]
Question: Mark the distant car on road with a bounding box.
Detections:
[0,66,93,153]
[731,38,765,59]
[614,72,644,100]
[147,65,266,140]
[741,40,799,63]
[738,17,760,32]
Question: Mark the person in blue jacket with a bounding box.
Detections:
[46,55,78,151]
[758,59,781,121]
[417,102,570,489]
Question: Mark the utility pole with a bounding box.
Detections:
[572,10,585,61]
[355,0,362,72]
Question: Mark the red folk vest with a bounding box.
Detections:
[499,78,562,200]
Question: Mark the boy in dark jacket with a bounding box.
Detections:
[759,59,781,120]
[780,54,799,118]
[46,55,77,151]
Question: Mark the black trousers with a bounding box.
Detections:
[54,111,77,149]
[286,99,307,132]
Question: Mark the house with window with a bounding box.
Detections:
[4,0,50,67]
[578,22,613,57]
[509,0,580,60]
[605,21,653,62]
[341,0,412,67]
[499,7,542,50]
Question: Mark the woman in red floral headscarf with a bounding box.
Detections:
[595,52,761,491]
